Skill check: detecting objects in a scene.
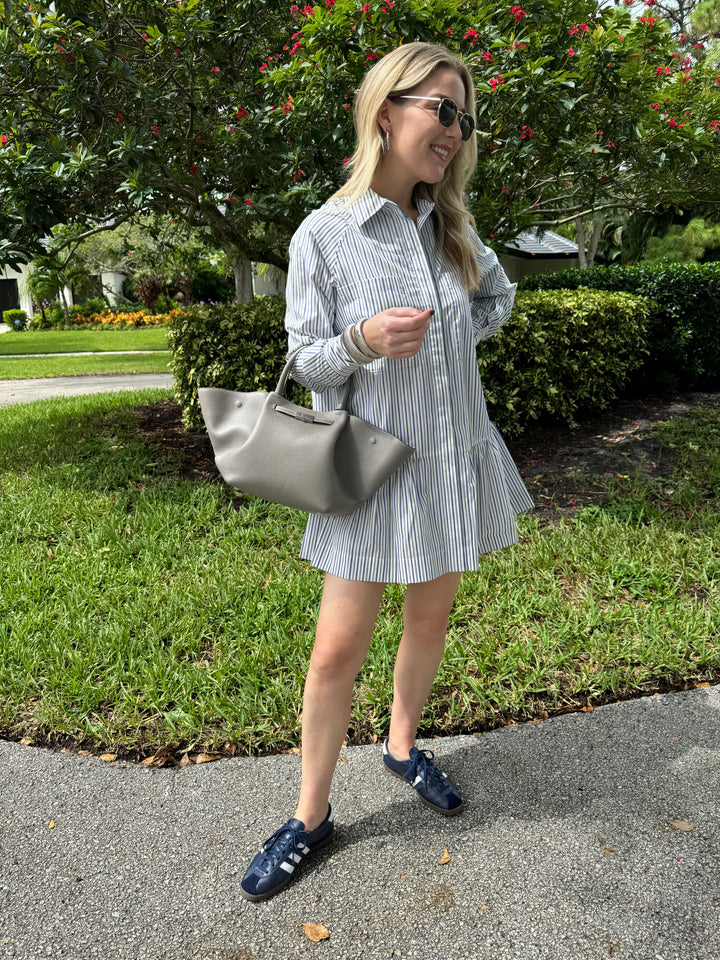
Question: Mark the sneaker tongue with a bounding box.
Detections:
[284,817,305,831]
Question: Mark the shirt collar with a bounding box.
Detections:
[348,189,435,230]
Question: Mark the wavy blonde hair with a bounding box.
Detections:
[333,42,480,289]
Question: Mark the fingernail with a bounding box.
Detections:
[429,309,435,316]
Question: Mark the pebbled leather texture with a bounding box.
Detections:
[198,352,414,515]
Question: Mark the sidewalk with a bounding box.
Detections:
[0,373,173,407]
[1,685,718,960]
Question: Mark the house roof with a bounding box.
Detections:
[503,229,580,259]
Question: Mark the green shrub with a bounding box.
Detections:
[69,296,109,319]
[518,262,720,392]
[478,289,653,436]
[2,309,28,330]
[168,297,294,429]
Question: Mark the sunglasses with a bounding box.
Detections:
[394,95,476,141]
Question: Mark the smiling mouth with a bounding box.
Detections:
[430,145,450,161]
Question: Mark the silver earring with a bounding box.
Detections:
[381,129,390,155]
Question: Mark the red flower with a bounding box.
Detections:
[190,165,197,172]
[342,156,350,165]
[569,23,589,36]
[511,6,526,22]
[652,102,659,109]
[210,66,220,73]
[465,29,479,44]
[639,16,655,26]
[366,51,380,61]
[235,108,248,118]
[0,135,7,146]
[282,96,293,115]
[568,47,576,56]
[708,121,719,131]
[244,198,254,206]
[227,197,236,204]
[520,125,533,139]
[116,113,123,122]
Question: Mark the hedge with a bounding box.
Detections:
[478,288,652,436]
[170,290,652,437]
[518,261,720,393]
[169,296,292,429]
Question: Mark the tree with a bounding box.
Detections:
[642,216,720,260]
[0,0,301,300]
[263,0,720,263]
[2,0,718,280]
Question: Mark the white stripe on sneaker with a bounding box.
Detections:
[279,861,295,874]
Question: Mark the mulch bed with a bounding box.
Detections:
[136,390,720,518]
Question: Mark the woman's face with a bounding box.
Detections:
[379,66,467,191]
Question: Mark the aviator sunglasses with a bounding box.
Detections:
[394,95,476,141]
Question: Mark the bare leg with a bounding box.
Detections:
[294,573,386,830]
[386,572,462,760]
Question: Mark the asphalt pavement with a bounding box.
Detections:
[1,685,718,960]
[1,366,718,959]
[0,373,173,407]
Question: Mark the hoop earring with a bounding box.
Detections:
[380,129,390,156]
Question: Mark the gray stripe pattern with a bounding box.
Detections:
[285,189,533,583]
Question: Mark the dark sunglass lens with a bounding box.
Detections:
[437,98,457,128]
[459,116,474,141]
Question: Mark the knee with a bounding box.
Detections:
[403,606,451,646]
[308,635,367,683]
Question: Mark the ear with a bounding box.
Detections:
[376,98,392,135]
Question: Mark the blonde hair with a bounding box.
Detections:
[333,42,480,289]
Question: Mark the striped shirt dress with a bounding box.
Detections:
[285,188,534,584]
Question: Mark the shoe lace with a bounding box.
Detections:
[257,824,306,873]
[407,749,453,794]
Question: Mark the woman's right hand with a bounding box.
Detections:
[361,307,434,359]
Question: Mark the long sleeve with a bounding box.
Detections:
[469,237,517,344]
[284,219,362,392]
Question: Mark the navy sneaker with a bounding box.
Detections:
[383,739,464,816]
[240,806,334,902]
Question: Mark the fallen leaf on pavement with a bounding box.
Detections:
[303,923,329,942]
[668,820,693,831]
[195,753,221,764]
[180,753,192,768]
[438,848,451,865]
[100,754,117,763]
[49,821,55,829]
[603,848,615,854]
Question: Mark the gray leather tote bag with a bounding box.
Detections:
[198,347,414,515]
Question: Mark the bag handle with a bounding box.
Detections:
[276,345,352,410]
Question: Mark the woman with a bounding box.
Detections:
[240,41,533,902]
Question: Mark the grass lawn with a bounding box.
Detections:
[0,327,169,355]
[0,353,172,379]
[1,391,718,762]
